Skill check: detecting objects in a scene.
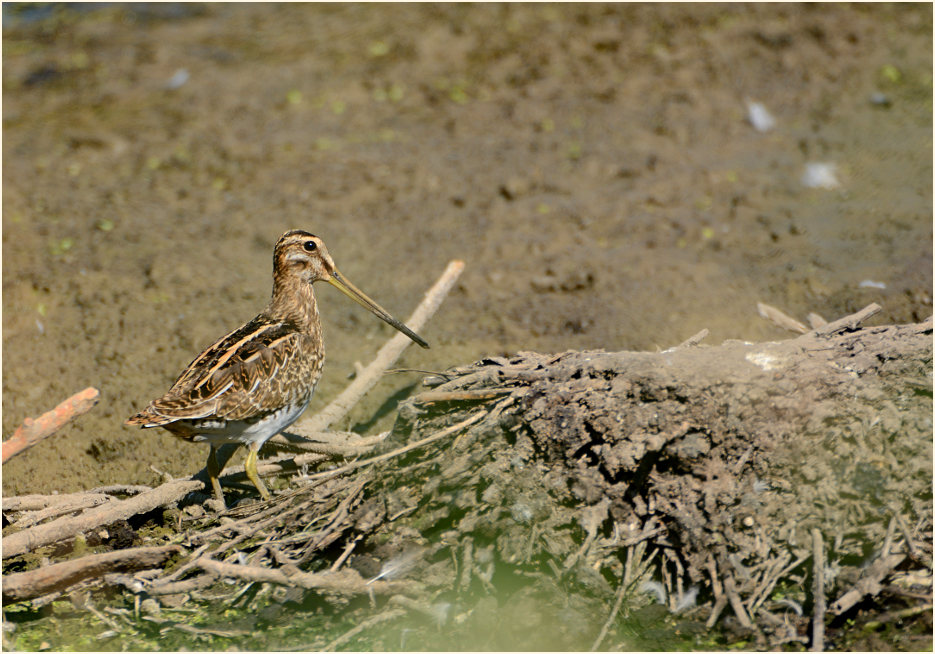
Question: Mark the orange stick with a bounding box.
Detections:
[2,387,100,463]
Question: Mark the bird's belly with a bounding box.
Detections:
[190,399,310,447]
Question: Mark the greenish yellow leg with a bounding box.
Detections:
[244,444,271,501]
[206,446,226,508]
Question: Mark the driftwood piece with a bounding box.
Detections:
[11,493,113,529]
[2,545,180,604]
[2,387,100,463]
[2,480,202,559]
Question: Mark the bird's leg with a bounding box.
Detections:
[244,443,271,501]
[206,445,227,509]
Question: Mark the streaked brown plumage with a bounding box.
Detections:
[126,230,428,506]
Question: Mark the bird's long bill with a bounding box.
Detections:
[328,270,429,349]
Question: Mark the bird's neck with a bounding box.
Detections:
[266,278,321,334]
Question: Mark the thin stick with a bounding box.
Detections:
[2,387,100,463]
[893,512,921,558]
[2,545,180,604]
[459,537,474,591]
[591,567,629,651]
[811,528,826,652]
[4,492,110,513]
[196,557,407,595]
[330,534,362,572]
[323,607,405,651]
[266,430,388,457]
[813,303,881,336]
[830,552,906,614]
[294,259,465,435]
[807,313,828,329]
[674,328,709,350]
[723,572,753,628]
[757,302,808,334]
[297,411,485,483]
[411,388,514,404]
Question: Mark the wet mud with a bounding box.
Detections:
[2,4,931,514]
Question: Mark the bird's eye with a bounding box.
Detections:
[303,241,318,252]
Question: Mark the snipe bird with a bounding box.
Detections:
[126,230,428,506]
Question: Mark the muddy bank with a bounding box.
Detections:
[2,3,932,496]
[2,315,931,650]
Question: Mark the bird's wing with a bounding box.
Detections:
[128,316,317,425]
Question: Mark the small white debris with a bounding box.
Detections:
[675,585,699,613]
[36,319,44,334]
[428,602,452,626]
[745,351,781,371]
[869,92,891,108]
[510,502,533,524]
[367,548,423,584]
[640,580,667,605]
[746,101,776,132]
[165,68,190,90]
[801,162,841,189]
[859,279,886,289]
[774,597,803,616]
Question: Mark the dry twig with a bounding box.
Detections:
[590,567,630,651]
[323,607,405,651]
[830,552,906,615]
[298,411,486,484]
[2,545,180,604]
[811,528,826,652]
[2,387,100,463]
[2,480,202,559]
[674,328,709,349]
[757,302,809,334]
[196,557,408,595]
[813,302,881,336]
